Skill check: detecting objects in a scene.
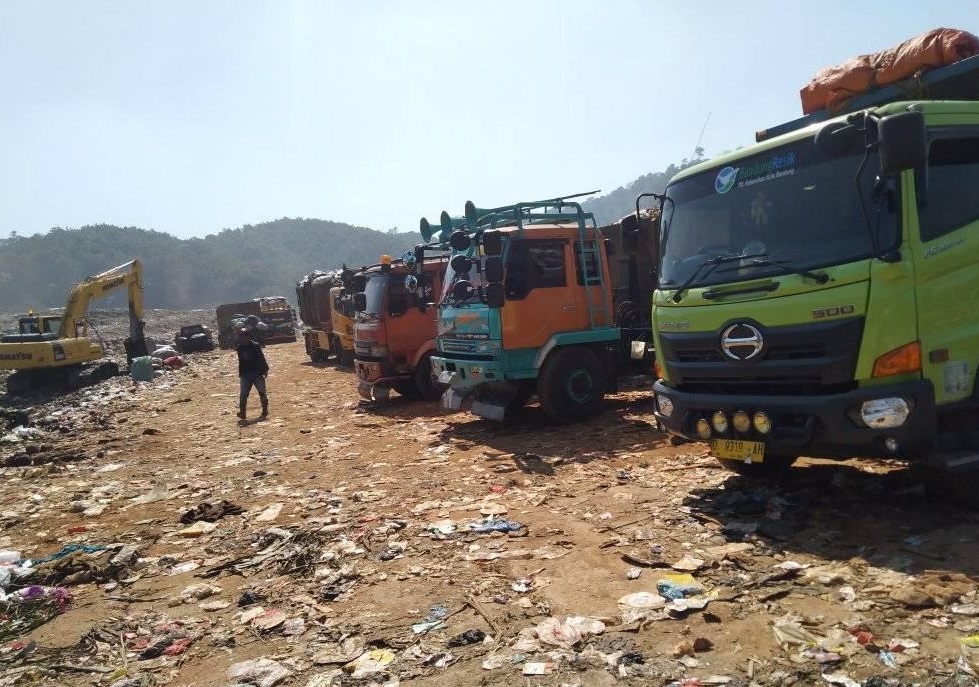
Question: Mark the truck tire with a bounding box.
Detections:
[413,352,446,402]
[537,347,606,423]
[715,454,798,476]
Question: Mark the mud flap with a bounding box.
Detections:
[358,381,391,402]
[916,432,979,509]
[441,388,466,411]
[470,399,506,421]
[357,381,373,401]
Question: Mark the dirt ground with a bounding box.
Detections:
[2,328,979,687]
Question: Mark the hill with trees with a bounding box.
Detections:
[0,219,417,311]
[582,149,706,226]
[0,154,709,312]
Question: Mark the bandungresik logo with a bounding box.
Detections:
[715,167,739,194]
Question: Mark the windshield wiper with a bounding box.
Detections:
[717,258,829,284]
[669,252,767,303]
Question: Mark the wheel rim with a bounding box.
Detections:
[565,368,594,404]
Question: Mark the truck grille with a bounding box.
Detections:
[441,338,477,353]
[660,317,864,396]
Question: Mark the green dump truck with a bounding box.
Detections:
[651,51,979,477]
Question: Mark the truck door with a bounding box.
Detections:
[912,133,979,404]
[501,239,583,350]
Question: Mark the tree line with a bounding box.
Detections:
[0,155,707,312]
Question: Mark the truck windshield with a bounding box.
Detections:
[362,273,388,316]
[660,139,891,290]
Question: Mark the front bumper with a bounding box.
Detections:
[431,355,506,391]
[653,379,937,459]
[354,357,408,400]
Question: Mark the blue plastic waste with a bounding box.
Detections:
[469,519,524,533]
[656,579,704,600]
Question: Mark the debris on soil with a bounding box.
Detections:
[1,310,979,686]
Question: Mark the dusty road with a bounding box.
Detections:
[2,340,979,687]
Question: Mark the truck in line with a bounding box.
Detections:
[296,268,355,364]
[415,193,658,422]
[649,40,979,476]
[216,297,297,349]
[352,252,449,401]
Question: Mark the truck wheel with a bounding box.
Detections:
[413,352,446,401]
[537,347,606,423]
[715,454,798,476]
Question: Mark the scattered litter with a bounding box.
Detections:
[228,658,291,687]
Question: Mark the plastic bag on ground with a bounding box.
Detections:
[227,658,291,687]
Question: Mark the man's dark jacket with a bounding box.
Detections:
[237,340,269,377]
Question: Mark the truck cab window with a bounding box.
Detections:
[505,240,567,300]
[388,277,410,315]
[919,137,979,242]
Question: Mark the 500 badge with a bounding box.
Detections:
[812,304,855,319]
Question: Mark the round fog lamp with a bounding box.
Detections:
[711,411,729,434]
[657,395,674,419]
[732,410,751,434]
[695,418,712,441]
[884,437,900,453]
[860,398,910,428]
[752,411,773,435]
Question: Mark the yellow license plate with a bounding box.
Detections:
[710,439,766,463]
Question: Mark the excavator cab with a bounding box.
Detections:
[4,314,62,343]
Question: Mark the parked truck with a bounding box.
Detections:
[420,193,658,422]
[650,35,979,476]
[216,297,297,349]
[351,252,449,401]
[296,268,354,363]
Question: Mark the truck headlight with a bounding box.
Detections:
[860,398,910,428]
[656,395,674,418]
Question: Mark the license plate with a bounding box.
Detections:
[710,439,766,463]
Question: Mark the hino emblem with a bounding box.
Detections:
[720,323,764,361]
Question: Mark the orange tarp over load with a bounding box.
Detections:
[800,28,979,115]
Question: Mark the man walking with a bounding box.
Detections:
[236,327,269,420]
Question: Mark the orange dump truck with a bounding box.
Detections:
[352,254,448,401]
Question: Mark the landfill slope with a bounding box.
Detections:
[2,319,979,687]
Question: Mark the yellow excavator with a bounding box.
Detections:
[0,259,148,394]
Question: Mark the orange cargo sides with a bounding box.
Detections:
[800,27,979,115]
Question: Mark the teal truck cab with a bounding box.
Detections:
[417,194,656,423]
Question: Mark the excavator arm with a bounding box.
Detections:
[60,259,148,359]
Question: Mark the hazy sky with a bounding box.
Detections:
[3,1,978,238]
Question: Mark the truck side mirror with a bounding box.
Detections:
[351,274,367,293]
[878,111,926,176]
[449,230,472,252]
[485,282,505,309]
[353,292,367,312]
[389,296,407,316]
[484,256,504,283]
[483,230,503,257]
